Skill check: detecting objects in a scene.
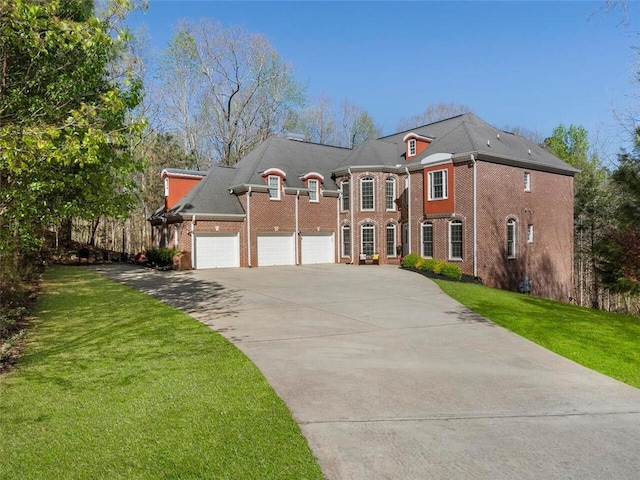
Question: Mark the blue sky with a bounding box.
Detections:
[127,1,640,161]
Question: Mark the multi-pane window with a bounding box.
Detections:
[308,179,319,202]
[527,224,534,243]
[385,178,396,211]
[268,175,280,200]
[449,220,463,259]
[408,139,417,157]
[361,223,375,256]
[386,223,396,257]
[524,172,531,191]
[342,225,351,257]
[341,180,349,211]
[361,177,374,210]
[422,222,433,257]
[428,169,448,200]
[507,219,516,259]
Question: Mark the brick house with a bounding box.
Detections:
[150,113,578,300]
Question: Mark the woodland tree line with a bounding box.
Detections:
[1,0,640,352]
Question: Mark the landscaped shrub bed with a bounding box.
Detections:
[145,248,179,268]
[401,254,478,283]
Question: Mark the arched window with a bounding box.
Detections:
[341,225,351,258]
[385,177,396,211]
[386,223,397,257]
[361,223,375,256]
[360,177,374,210]
[507,219,517,259]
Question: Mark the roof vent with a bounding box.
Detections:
[528,149,532,155]
[496,133,500,140]
[487,139,491,147]
[285,132,305,142]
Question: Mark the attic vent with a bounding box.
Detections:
[487,139,491,147]
[285,132,305,141]
[528,149,531,155]
[496,133,500,139]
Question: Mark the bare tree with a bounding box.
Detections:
[340,99,381,148]
[396,101,472,131]
[503,124,545,145]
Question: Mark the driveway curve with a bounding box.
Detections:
[95,264,640,480]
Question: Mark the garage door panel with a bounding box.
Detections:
[301,233,334,264]
[257,234,295,266]
[195,233,239,269]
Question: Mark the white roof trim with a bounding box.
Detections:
[261,168,287,178]
[421,153,453,165]
[300,172,325,182]
[402,133,433,143]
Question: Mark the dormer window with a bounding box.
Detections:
[408,139,417,157]
[308,179,319,202]
[268,175,281,200]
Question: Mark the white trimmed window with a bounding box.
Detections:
[342,225,351,257]
[385,177,396,211]
[386,223,396,257]
[268,175,281,200]
[361,223,375,256]
[449,220,463,260]
[421,222,433,257]
[360,177,374,211]
[527,224,534,244]
[341,180,349,211]
[507,219,516,259]
[408,139,417,157]
[164,177,169,197]
[428,169,448,200]
[524,172,531,192]
[308,179,319,202]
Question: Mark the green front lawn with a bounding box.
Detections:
[0,266,322,480]
[434,280,640,388]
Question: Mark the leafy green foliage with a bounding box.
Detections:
[401,253,421,268]
[145,247,179,267]
[0,266,323,479]
[0,0,145,284]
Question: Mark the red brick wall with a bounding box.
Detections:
[336,171,405,265]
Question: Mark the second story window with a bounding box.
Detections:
[308,179,319,202]
[361,177,374,211]
[268,175,281,200]
[428,169,448,200]
[524,172,531,192]
[341,180,349,211]
[385,177,396,211]
[408,139,417,157]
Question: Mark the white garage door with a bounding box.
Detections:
[257,233,295,266]
[194,233,239,269]
[301,233,335,264]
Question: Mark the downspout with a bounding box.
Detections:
[348,168,354,263]
[336,187,340,263]
[471,154,478,278]
[190,215,195,269]
[405,167,411,254]
[295,189,300,265]
[247,186,252,267]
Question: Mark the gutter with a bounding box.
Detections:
[471,154,478,278]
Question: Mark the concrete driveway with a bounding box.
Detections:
[95,263,640,479]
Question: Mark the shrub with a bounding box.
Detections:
[440,262,462,280]
[146,248,179,268]
[401,253,421,268]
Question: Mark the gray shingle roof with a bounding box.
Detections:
[231,136,351,190]
[380,113,579,174]
[168,165,244,217]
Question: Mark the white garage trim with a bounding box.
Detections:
[194,233,239,269]
[301,233,335,265]
[257,233,295,266]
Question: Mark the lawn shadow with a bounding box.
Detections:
[91,264,241,319]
